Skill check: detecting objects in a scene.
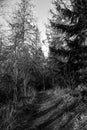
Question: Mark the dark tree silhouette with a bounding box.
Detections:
[0,1,87,130]
[47,0,87,88]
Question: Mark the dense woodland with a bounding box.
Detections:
[0,0,87,130]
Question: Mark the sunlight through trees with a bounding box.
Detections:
[0,0,87,130]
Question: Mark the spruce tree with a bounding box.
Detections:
[48,0,87,88]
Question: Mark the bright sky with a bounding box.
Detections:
[33,0,52,41]
[1,0,52,57]
[32,0,52,57]
[2,0,52,41]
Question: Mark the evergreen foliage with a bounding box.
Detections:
[0,0,87,130]
[48,0,87,88]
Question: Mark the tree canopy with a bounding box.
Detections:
[47,0,87,88]
[0,0,87,130]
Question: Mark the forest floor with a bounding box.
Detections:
[0,86,87,130]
